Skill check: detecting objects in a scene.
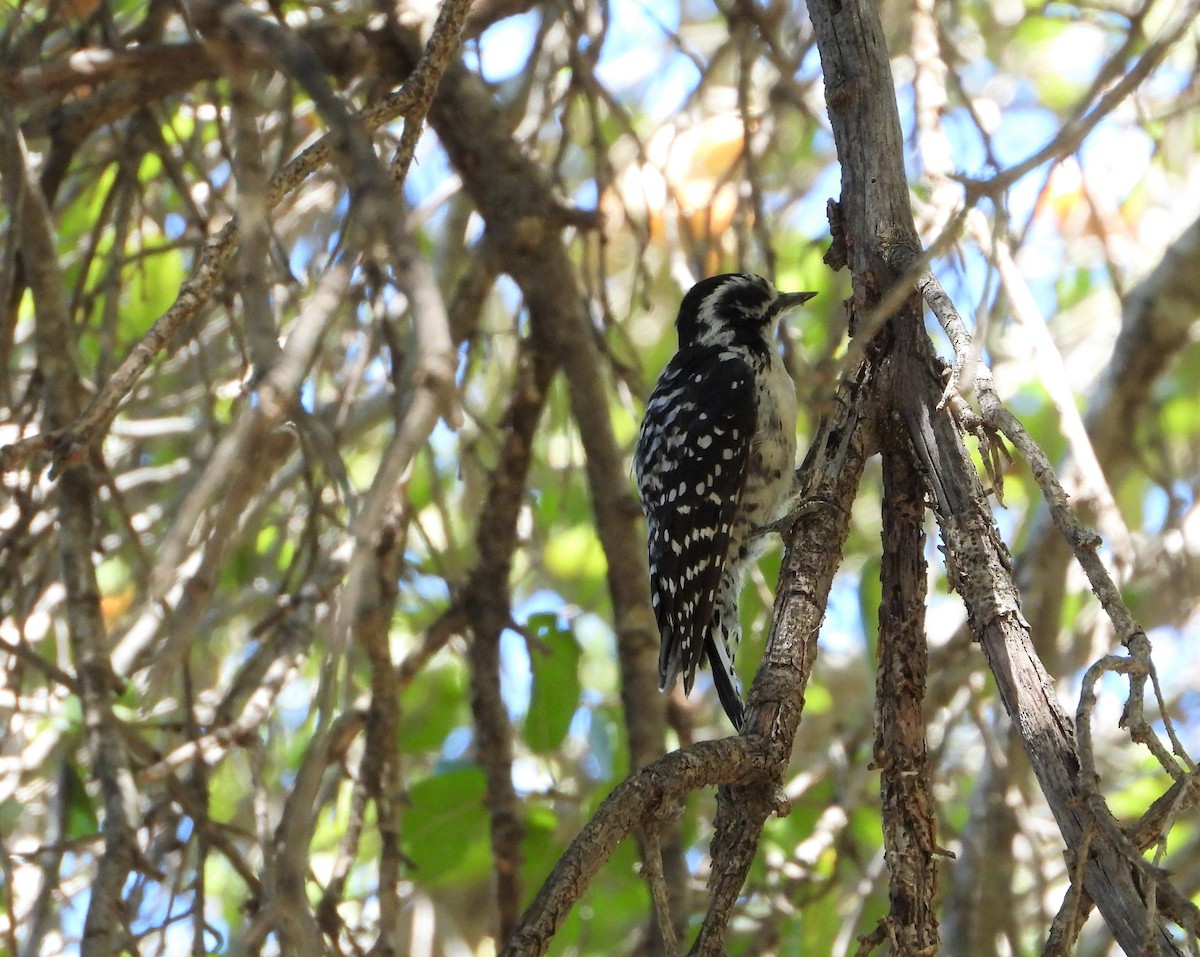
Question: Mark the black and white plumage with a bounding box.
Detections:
[634,273,816,730]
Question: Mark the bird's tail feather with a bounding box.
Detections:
[705,638,745,731]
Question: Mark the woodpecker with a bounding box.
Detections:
[634,274,816,730]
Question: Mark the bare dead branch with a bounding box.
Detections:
[463,338,556,940]
[695,358,872,954]
[807,0,1189,949]
[502,735,774,956]
[193,0,396,231]
[876,405,940,953]
[385,0,477,185]
[937,440,1184,953]
[968,213,1133,569]
[139,606,318,783]
[1076,651,1200,934]
[1041,821,1094,957]
[352,507,408,950]
[411,44,668,768]
[639,824,682,957]
[221,49,280,378]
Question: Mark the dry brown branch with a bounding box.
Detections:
[253,727,326,957]
[222,49,279,378]
[501,735,774,956]
[398,0,1200,949]
[353,508,408,951]
[1076,651,1200,933]
[138,606,317,783]
[320,218,459,729]
[411,44,668,770]
[1,26,376,109]
[1011,210,1200,691]
[639,823,682,957]
[5,0,1194,951]
[194,1,402,243]
[876,405,940,954]
[0,105,140,957]
[120,262,348,676]
[385,0,477,185]
[463,338,557,940]
[942,720,1020,955]
[934,377,1184,954]
[926,251,1200,944]
[396,605,470,692]
[901,39,1200,948]
[808,0,1189,950]
[1088,214,1200,472]
[968,214,1133,568]
[920,337,1193,953]
[692,360,871,955]
[1041,821,1094,957]
[979,362,1196,836]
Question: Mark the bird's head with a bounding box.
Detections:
[675,273,816,350]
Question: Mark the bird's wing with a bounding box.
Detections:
[635,347,755,696]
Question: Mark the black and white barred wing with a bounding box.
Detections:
[634,348,755,696]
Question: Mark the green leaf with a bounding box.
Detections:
[804,680,833,716]
[524,613,582,754]
[405,766,491,885]
[1012,15,1068,49]
[520,802,562,901]
[543,524,608,582]
[400,662,468,754]
[61,761,99,840]
[119,241,185,340]
[208,755,251,826]
[57,166,117,248]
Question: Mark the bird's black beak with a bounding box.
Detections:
[770,290,818,317]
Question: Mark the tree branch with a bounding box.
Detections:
[960,0,1200,199]
[695,356,872,954]
[0,14,470,475]
[502,735,773,956]
[875,383,940,953]
[463,338,557,941]
[808,0,1188,950]
[0,104,140,957]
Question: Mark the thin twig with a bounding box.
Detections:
[960,0,1200,199]
[0,22,456,475]
[639,825,681,957]
[968,212,1134,571]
